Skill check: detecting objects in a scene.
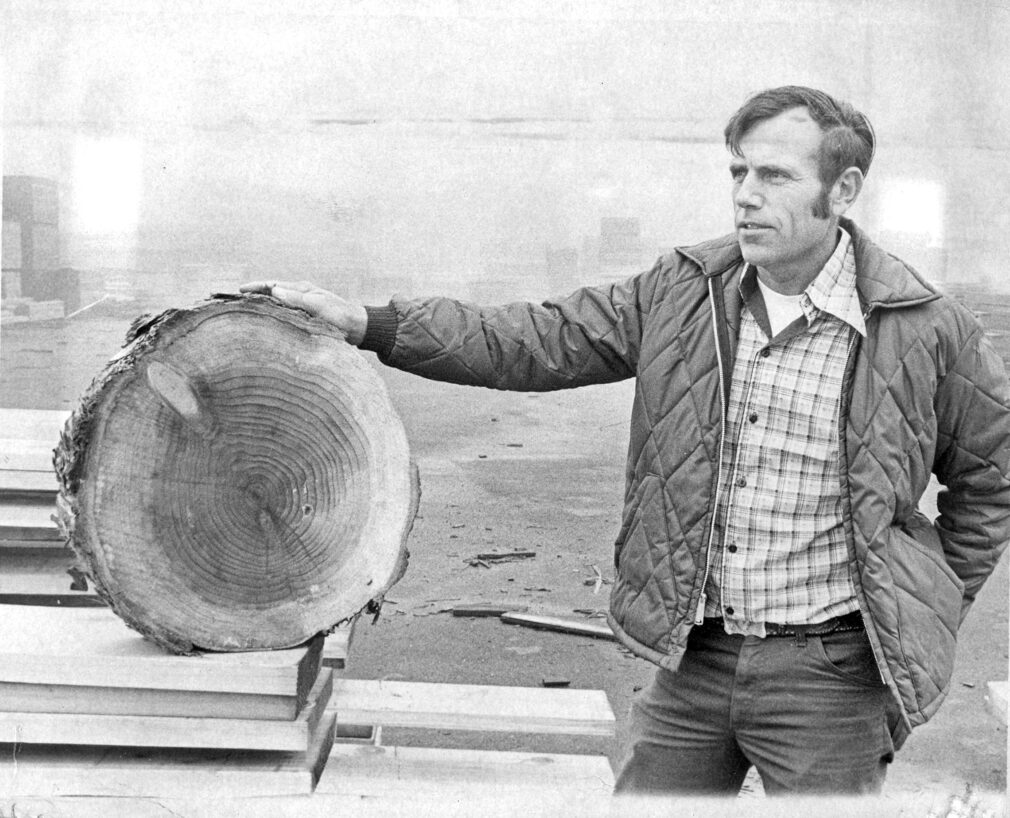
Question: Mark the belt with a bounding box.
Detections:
[704,610,864,637]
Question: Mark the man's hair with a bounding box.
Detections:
[724,85,876,188]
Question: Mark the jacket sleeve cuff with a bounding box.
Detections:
[359,305,398,357]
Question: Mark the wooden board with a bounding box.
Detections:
[322,619,355,670]
[317,743,614,798]
[0,712,336,799]
[0,679,299,721]
[0,668,332,751]
[0,497,60,540]
[0,440,59,476]
[329,679,615,736]
[0,605,323,697]
[0,467,58,495]
[0,408,69,443]
[500,611,617,641]
[0,546,88,596]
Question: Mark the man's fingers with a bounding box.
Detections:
[239,281,274,294]
[239,280,313,295]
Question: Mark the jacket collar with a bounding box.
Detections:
[677,217,941,311]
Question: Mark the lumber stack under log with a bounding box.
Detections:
[52,294,418,653]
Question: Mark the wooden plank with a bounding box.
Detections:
[0,668,332,751]
[0,537,66,549]
[0,408,69,443]
[0,497,60,540]
[0,605,324,697]
[0,678,299,721]
[986,680,1008,725]
[0,593,105,606]
[329,679,615,736]
[0,468,57,494]
[0,440,58,473]
[317,744,615,798]
[0,712,336,799]
[500,612,617,641]
[0,546,88,597]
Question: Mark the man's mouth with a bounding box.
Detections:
[737,221,770,230]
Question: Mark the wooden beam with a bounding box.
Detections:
[329,679,614,736]
[0,605,323,697]
[0,668,332,751]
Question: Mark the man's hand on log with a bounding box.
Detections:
[240,280,368,346]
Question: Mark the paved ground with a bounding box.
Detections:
[1,306,1006,809]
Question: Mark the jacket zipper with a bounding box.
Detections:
[695,278,731,625]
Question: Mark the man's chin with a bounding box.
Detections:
[737,244,768,268]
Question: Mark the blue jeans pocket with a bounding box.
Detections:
[813,629,885,688]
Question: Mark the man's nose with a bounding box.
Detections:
[734,174,762,209]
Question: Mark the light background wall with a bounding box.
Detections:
[3,0,1009,304]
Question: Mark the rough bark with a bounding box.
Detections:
[54,294,417,654]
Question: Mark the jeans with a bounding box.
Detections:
[614,618,899,796]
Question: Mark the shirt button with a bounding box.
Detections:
[725,606,735,616]
[748,412,759,424]
[736,476,747,488]
[760,348,771,358]
[727,544,738,553]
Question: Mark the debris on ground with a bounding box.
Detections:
[452,602,530,618]
[467,550,537,567]
[582,564,612,593]
[542,677,571,688]
[572,608,608,619]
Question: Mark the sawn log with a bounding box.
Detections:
[53,294,418,653]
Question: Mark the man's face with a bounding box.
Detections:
[730,107,837,288]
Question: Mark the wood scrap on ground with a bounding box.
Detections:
[500,612,617,641]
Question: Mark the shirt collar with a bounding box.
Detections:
[740,227,866,337]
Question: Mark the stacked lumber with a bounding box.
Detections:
[0,604,337,797]
[2,603,616,811]
[0,409,93,606]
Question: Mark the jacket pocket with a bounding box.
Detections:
[877,523,964,717]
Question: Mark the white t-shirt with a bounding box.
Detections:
[756,275,804,337]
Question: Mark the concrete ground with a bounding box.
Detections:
[1,309,1006,811]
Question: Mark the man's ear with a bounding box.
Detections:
[830,166,864,216]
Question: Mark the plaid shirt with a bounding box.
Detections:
[704,229,866,636]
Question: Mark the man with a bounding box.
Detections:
[242,86,1010,795]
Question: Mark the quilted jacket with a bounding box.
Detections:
[361,217,1010,744]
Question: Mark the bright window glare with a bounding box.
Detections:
[878,179,945,248]
[72,136,142,234]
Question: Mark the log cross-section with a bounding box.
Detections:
[54,295,418,653]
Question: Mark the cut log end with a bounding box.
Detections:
[56,295,417,653]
